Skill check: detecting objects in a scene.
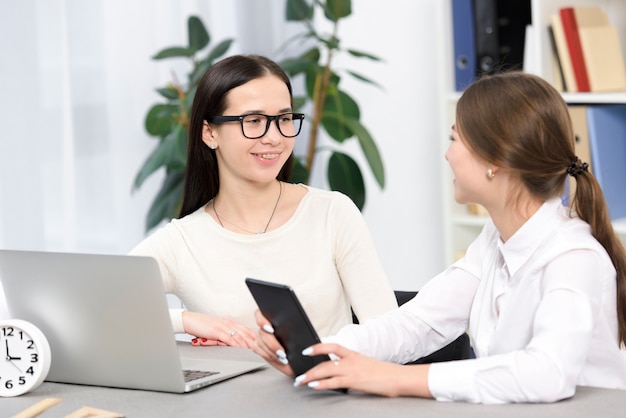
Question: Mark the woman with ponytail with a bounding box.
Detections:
[254,72,626,404]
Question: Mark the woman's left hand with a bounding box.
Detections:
[293,343,433,398]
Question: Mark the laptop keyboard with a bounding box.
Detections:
[183,369,220,382]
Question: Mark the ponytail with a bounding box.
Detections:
[571,166,626,347]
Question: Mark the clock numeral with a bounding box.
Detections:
[4,379,13,389]
[27,340,35,349]
[30,353,39,363]
[1,327,14,337]
[26,366,34,376]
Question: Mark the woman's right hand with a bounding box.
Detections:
[252,310,295,376]
[182,311,257,348]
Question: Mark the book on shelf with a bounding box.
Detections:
[579,26,626,92]
[549,14,577,92]
[552,6,626,93]
[559,7,590,92]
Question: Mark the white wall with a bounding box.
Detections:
[336,1,445,290]
[0,0,445,291]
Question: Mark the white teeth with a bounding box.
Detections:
[257,154,278,159]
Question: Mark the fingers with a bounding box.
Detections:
[292,343,352,391]
[223,324,257,348]
[182,311,257,348]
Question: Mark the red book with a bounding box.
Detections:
[559,7,590,92]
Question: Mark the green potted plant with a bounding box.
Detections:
[281,0,385,210]
[133,16,233,231]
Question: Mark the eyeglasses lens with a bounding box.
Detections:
[241,113,302,139]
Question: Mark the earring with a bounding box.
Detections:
[486,168,494,179]
[209,143,216,150]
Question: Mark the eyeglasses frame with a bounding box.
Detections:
[207,112,305,139]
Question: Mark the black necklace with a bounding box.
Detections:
[213,181,283,234]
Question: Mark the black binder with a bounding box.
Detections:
[451,0,532,89]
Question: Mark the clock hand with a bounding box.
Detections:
[5,339,22,361]
[8,358,24,374]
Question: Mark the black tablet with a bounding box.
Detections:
[245,277,332,377]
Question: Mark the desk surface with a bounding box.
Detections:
[4,343,626,418]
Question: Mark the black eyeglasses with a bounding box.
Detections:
[207,112,305,139]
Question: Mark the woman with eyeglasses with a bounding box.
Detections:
[253,71,626,403]
[130,54,397,348]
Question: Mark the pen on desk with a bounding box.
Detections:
[11,397,62,418]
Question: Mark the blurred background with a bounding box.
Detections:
[0,0,444,292]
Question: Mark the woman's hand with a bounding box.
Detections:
[182,311,256,348]
[252,310,295,376]
[293,343,433,398]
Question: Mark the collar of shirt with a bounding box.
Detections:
[498,198,562,278]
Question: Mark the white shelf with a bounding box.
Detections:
[438,0,626,264]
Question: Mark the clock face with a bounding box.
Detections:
[0,320,51,397]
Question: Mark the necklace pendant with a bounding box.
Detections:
[256,230,265,235]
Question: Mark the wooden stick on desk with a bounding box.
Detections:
[65,406,124,418]
[11,397,62,418]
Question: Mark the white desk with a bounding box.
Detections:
[4,344,626,418]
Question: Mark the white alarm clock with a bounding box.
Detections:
[0,319,52,397]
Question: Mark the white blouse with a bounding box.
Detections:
[130,186,397,337]
[330,198,626,403]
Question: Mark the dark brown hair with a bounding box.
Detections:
[457,71,626,347]
[179,54,294,218]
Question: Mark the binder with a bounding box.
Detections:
[586,105,626,220]
[495,0,531,71]
[473,0,499,75]
[452,0,476,91]
[451,0,531,91]
[559,8,590,92]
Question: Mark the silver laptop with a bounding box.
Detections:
[0,249,265,393]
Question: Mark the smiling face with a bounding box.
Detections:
[445,124,492,205]
[203,75,295,186]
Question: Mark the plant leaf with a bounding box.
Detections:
[133,143,167,190]
[345,70,384,89]
[280,56,317,76]
[286,0,313,21]
[343,118,385,188]
[321,90,360,142]
[206,39,235,63]
[289,157,309,184]
[328,152,365,210]
[145,104,178,137]
[145,171,185,231]
[133,125,187,190]
[325,0,352,22]
[188,16,210,51]
[346,48,382,61]
[152,46,195,59]
[156,86,180,100]
[292,96,307,111]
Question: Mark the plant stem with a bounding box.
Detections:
[171,70,189,129]
[304,31,337,182]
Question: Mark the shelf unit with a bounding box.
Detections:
[437,0,626,264]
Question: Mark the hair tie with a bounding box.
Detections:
[567,158,589,177]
